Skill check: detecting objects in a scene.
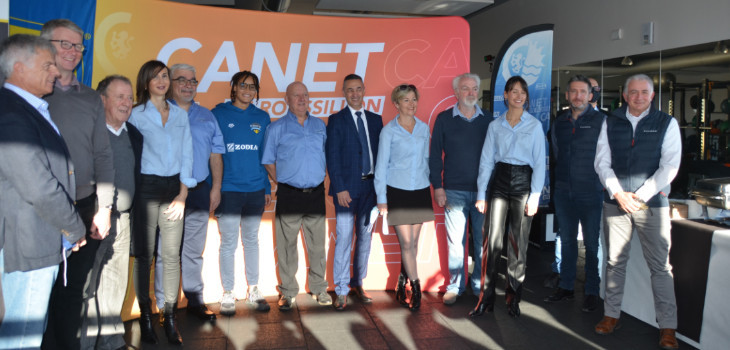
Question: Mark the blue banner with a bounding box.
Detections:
[9,0,97,86]
[491,24,554,205]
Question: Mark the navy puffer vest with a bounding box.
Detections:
[604,106,672,207]
[552,107,605,193]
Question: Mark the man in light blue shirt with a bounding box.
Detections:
[262,81,331,310]
[154,64,224,322]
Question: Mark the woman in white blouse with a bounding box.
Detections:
[374,84,433,311]
[128,60,193,345]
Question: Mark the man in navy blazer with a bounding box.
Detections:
[326,74,383,310]
[0,34,86,349]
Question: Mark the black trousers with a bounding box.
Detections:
[478,163,533,305]
[42,194,102,350]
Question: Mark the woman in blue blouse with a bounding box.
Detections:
[470,76,546,318]
[128,60,194,345]
[374,84,433,311]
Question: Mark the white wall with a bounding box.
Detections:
[468,0,730,77]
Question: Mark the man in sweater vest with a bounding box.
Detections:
[593,74,681,350]
[544,75,604,312]
[429,73,491,305]
[81,75,142,350]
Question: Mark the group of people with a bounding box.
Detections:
[0,17,680,350]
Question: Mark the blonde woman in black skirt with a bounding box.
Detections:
[374,84,434,311]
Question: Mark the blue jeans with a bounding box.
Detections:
[551,235,561,273]
[0,249,59,349]
[444,190,484,295]
[554,190,603,295]
[333,179,376,296]
[217,190,265,291]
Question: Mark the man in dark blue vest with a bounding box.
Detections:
[544,75,604,313]
[593,74,680,350]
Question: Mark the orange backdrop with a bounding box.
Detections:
[93,0,471,313]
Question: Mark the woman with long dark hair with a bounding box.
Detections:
[470,76,546,318]
[374,84,433,311]
[128,60,194,345]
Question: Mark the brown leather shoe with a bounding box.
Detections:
[595,316,620,335]
[659,329,679,349]
[351,286,373,303]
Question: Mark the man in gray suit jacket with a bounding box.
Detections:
[0,34,86,349]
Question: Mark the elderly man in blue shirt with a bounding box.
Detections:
[153,63,225,322]
[262,81,331,310]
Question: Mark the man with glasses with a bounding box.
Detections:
[429,73,491,305]
[154,63,224,322]
[40,19,115,350]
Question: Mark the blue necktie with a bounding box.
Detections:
[356,111,371,174]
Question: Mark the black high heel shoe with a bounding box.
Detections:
[409,279,421,311]
[469,301,494,317]
[138,302,158,344]
[395,272,409,306]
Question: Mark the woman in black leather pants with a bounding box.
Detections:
[469,76,546,318]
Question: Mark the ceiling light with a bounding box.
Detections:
[621,56,634,66]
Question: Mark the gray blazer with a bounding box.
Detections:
[0,87,85,272]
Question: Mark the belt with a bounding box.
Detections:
[280,182,323,193]
[361,174,374,180]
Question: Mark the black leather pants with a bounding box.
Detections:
[477,162,533,306]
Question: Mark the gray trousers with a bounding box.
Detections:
[603,203,677,328]
[133,175,184,307]
[80,212,131,350]
[275,184,328,298]
[154,182,212,308]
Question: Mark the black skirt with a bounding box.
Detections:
[386,185,434,226]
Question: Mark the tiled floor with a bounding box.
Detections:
[124,247,693,349]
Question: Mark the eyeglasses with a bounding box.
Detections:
[398,84,416,91]
[238,83,257,91]
[49,40,85,52]
[172,77,198,86]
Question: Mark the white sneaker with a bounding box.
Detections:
[246,286,270,312]
[220,291,236,316]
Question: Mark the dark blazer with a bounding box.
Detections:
[0,87,85,273]
[326,106,383,197]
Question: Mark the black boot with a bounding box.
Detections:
[163,302,183,345]
[469,286,495,317]
[505,285,522,318]
[409,279,421,311]
[138,302,158,344]
[395,272,408,306]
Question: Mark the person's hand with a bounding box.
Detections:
[525,202,538,216]
[265,194,272,207]
[164,195,186,221]
[71,236,87,252]
[90,208,111,240]
[336,191,352,208]
[475,200,487,214]
[377,203,388,216]
[615,191,641,213]
[434,188,447,208]
[210,188,221,213]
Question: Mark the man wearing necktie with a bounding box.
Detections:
[326,74,383,310]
